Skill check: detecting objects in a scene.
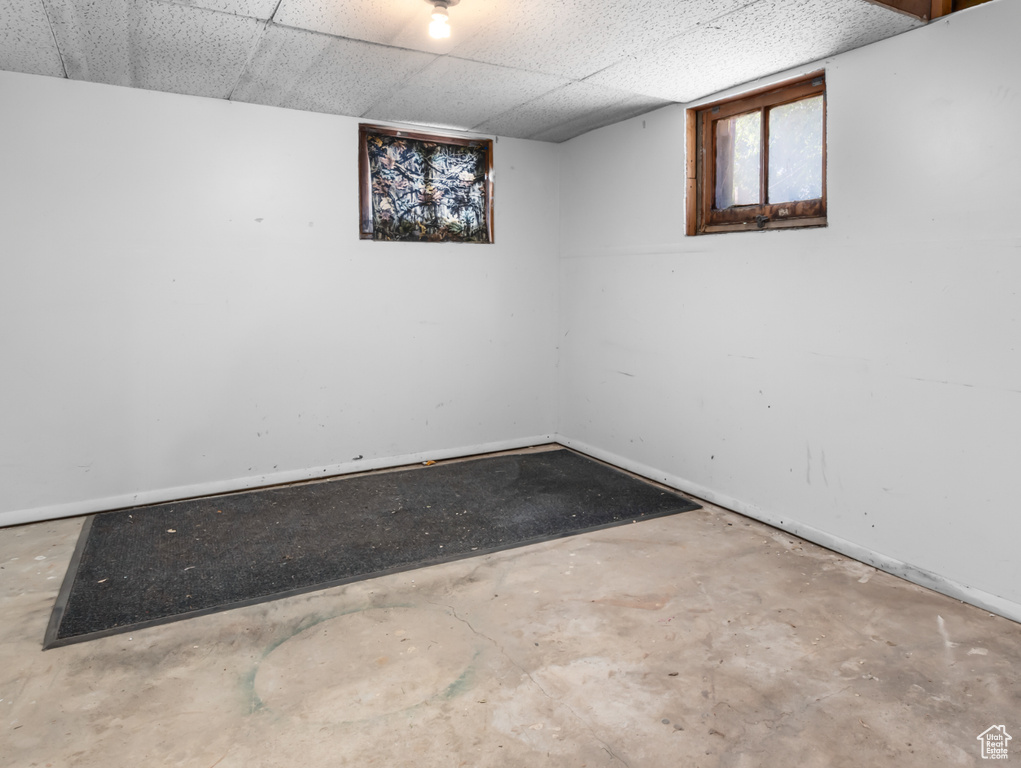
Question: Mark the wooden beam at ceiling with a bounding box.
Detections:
[861,0,932,20]
[928,0,994,21]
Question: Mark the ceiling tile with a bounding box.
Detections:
[232,25,437,116]
[42,0,265,96]
[363,56,570,133]
[1,0,933,143]
[529,99,669,144]
[450,0,752,80]
[475,81,670,141]
[586,0,922,102]
[155,0,280,20]
[0,0,66,77]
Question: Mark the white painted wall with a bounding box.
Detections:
[557,0,1021,618]
[0,71,560,526]
[2,0,1018,621]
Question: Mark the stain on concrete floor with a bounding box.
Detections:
[2,503,1019,767]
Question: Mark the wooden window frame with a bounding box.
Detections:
[358,124,494,243]
[687,72,827,236]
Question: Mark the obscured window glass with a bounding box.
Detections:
[714,109,763,208]
[365,133,489,242]
[714,110,761,209]
[767,95,823,204]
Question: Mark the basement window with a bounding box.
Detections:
[359,124,493,243]
[687,72,826,235]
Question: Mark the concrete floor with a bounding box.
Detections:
[2,482,1019,767]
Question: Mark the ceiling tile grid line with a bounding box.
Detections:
[230,21,600,130]
[469,80,669,141]
[39,0,271,96]
[156,0,280,21]
[229,24,439,117]
[361,54,573,134]
[266,21,460,58]
[470,81,608,137]
[254,23,636,93]
[222,19,668,140]
[225,17,270,100]
[38,0,71,79]
[571,0,765,85]
[354,50,458,119]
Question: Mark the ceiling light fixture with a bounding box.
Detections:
[427,0,459,39]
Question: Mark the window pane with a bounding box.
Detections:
[714,110,761,209]
[768,95,823,203]
[365,133,490,242]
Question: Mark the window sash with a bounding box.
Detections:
[358,124,495,243]
[690,73,826,235]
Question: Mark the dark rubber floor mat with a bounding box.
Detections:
[45,448,700,648]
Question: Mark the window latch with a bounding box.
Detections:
[755,214,770,229]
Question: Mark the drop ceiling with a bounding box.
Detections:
[0,0,924,142]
